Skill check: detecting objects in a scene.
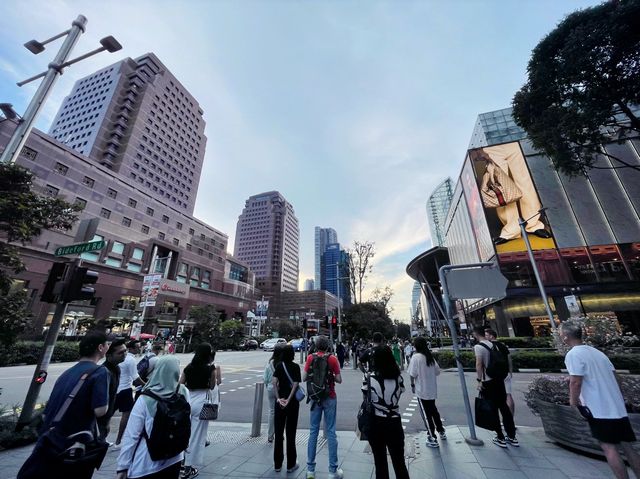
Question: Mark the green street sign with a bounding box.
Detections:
[54,240,106,257]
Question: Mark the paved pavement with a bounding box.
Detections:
[1,422,627,478]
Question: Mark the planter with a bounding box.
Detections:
[535,399,640,456]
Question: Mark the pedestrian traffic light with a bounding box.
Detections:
[63,266,99,302]
[302,319,308,329]
[41,262,67,303]
[331,315,337,326]
[324,315,329,328]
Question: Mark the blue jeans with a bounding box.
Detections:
[307,397,338,473]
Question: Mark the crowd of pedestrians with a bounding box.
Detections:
[15,324,640,479]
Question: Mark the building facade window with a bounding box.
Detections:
[122,217,132,227]
[131,247,144,260]
[54,163,68,175]
[83,176,95,188]
[141,225,149,234]
[128,198,138,208]
[189,228,195,235]
[176,222,183,230]
[162,215,169,224]
[111,241,125,254]
[100,208,111,219]
[107,188,118,199]
[74,197,87,209]
[158,232,165,240]
[173,238,179,246]
[44,185,59,197]
[146,207,154,216]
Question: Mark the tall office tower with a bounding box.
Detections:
[467,107,527,149]
[314,227,338,290]
[427,178,454,246]
[303,279,315,291]
[411,281,422,318]
[234,192,300,295]
[321,243,351,306]
[49,53,206,215]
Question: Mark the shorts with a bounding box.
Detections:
[588,417,637,444]
[115,389,134,413]
[504,376,512,395]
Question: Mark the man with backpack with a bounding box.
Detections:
[114,340,146,447]
[472,325,517,448]
[137,343,164,382]
[303,335,343,479]
[485,328,515,419]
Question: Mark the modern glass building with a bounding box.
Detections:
[314,227,338,290]
[427,178,454,246]
[321,243,351,306]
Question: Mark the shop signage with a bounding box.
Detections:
[140,274,161,307]
[54,240,105,257]
[159,278,190,298]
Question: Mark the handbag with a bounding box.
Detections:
[283,363,305,402]
[474,391,499,431]
[480,161,523,208]
[356,373,375,441]
[199,367,220,420]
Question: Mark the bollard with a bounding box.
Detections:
[251,381,265,437]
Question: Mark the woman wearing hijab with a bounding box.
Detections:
[363,346,410,479]
[263,345,284,443]
[180,343,221,479]
[116,356,190,479]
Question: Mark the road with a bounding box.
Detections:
[0,350,542,432]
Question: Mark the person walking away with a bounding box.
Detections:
[343,341,350,367]
[484,328,515,418]
[404,341,414,366]
[115,340,146,447]
[138,343,164,383]
[18,331,110,479]
[359,332,385,373]
[408,336,446,448]
[271,345,301,473]
[364,346,410,479]
[116,356,191,479]
[180,343,222,479]
[336,341,346,369]
[472,326,517,448]
[351,339,359,369]
[391,341,402,369]
[98,338,127,442]
[303,335,343,479]
[562,321,640,479]
[264,345,285,443]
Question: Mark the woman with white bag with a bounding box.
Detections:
[180,343,221,479]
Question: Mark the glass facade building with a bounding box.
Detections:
[321,243,351,306]
[427,178,454,246]
[314,227,338,290]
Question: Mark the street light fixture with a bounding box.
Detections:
[1,15,123,165]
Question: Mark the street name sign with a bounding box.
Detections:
[54,240,106,257]
[444,266,508,300]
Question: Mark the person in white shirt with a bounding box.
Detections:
[562,321,640,479]
[115,340,146,446]
[408,336,445,448]
[403,341,414,366]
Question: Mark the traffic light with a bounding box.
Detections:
[63,266,99,302]
[331,315,337,326]
[323,315,329,328]
[302,318,308,329]
[41,262,67,303]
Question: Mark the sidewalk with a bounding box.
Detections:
[1,423,624,478]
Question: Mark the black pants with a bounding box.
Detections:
[368,416,410,479]
[136,461,182,479]
[419,399,444,436]
[274,399,299,470]
[482,379,515,440]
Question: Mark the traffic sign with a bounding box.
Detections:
[54,240,106,257]
[444,265,508,300]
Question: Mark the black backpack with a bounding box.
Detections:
[140,390,191,460]
[306,353,331,403]
[479,342,509,381]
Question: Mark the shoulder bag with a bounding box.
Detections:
[199,366,219,420]
[356,373,375,441]
[480,160,523,208]
[282,363,305,402]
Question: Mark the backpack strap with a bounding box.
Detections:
[477,342,493,381]
[52,364,102,424]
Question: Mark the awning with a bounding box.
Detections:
[406,246,450,285]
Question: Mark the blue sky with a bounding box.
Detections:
[0,0,601,320]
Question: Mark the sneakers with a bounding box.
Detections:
[306,471,315,479]
[492,435,507,448]
[287,463,300,473]
[426,435,439,448]
[506,436,519,447]
[328,469,344,479]
[439,431,447,441]
[181,466,199,479]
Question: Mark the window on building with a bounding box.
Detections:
[146,207,154,216]
[131,247,144,260]
[100,208,111,219]
[173,238,179,246]
[200,234,206,241]
[111,241,125,254]
[189,228,195,235]
[44,184,59,197]
[126,263,142,273]
[162,215,169,224]
[186,243,192,251]
[104,257,122,268]
[74,197,87,209]
[122,217,131,227]
[83,176,95,188]
[141,225,149,234]
[176,222,183,230]
[128,198,137,208]
[158,232,165,240]
[107,188,118,199]
[54,163,69,175]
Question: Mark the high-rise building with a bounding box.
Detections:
[49,53,206,215]
[234,191,299,295]
[303,278,315,291]
[314,227,338,290]
[320,243,351,306]
[427,178,454,246]
[467,107,527,149]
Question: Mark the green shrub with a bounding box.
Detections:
[433,350,475,368]
[512,351,566,370]
[0,341,79,366]
[0,411,42,450]
[610,355,640,371]
[497,337,553,349]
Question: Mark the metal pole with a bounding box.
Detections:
[1,15,87,164]
[336,263,342,343]
[251,381,265,437]
[519,217,556,330]
[438,266,483,446]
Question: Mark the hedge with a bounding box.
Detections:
[0,341,79,367]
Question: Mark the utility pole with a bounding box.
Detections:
[336,263,342,343]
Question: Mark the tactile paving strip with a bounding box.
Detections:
[207,429,327,448]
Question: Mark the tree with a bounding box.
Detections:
[269,320,301,339]
[370,285,394,315]
[512,0,640,175]
[0,164,80,346]
[189,305,221,346]
[343,302,394,340]
[395,321,411,340]
[345,241,375,304]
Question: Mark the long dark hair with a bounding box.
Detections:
[413,337,434,366]
[271,344,285,368]
[371,346,400,380]
[192,342,215,366]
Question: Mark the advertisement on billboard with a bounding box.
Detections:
[460,158,494,261]
[256,300,269,319]
[467,142,556,255]
[140,274,161,307]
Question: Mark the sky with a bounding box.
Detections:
[0,0,602,321]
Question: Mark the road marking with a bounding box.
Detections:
[406,408,416,412]
[402,413,413,417]
[244,377,252,380]
[238,387,245,390]
[220,392,227,395]
[229,389,236,392]
[230,380,239,383]
[401,419,410,423]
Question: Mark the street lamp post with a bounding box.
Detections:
[0,15,122,165]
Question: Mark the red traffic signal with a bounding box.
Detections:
[35,370,48,384]
[331,315,337,325]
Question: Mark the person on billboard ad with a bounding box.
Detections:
[469,142,554,251]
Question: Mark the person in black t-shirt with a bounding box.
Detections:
[98,338,127,441]
[485,328,515,418]
[271,345,301,474]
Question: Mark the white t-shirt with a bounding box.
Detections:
[564,345,627,419]
[117,352,140,393]
[473,340,494,381]
[407,353,440,400]
[404,345,414,357]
